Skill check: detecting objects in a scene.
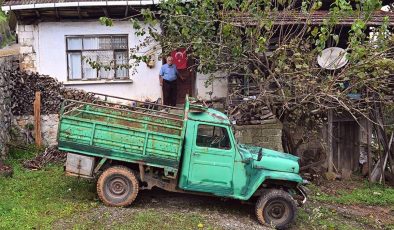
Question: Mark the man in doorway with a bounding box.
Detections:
[159,56,184,106]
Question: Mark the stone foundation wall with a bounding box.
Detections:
[234,121,283,152]
[0,55,18,159]
[11,114,59,147]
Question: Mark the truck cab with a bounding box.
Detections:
[60,94,307,229]
[178,105,305,201]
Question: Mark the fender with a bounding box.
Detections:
[241,169,303,200]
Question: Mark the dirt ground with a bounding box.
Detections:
[54,183,394,230]
[55,188,267,229]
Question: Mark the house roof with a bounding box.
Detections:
[4,0,393,6]
[2,0,151,5]
[2,0,392,26]
[1,0,157,22]
[228,10,394,27]
[2,0,156,11]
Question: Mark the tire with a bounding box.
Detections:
[255,189,297,229]
[97,166,139,207]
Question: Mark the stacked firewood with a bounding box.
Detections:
[10,71,94,115]
[229,101,276,125]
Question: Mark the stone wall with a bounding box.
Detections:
[17,24,37,72]
[234,120,283,152]
[11,114,59,147]
[0,55,18,159]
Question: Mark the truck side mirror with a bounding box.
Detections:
[257,148,263,161]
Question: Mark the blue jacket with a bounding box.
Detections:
[159,64,178,81]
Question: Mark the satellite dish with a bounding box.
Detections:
[317,47,348,70]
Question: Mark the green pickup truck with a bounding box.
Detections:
[58,93,307,228]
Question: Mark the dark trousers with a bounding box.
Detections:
[163,80,177,106]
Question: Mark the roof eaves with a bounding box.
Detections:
[1,0,157,11]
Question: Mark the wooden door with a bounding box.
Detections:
[332,121,360,172]
[176,69,193,104]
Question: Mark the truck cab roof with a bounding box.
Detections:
[187,106,230,125]
[185,101,231,125]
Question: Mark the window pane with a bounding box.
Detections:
[196,125,230,149]
[67,38,82,50]
[115,51,128,79]
[97,51,114,79]
[66,35,128,81]
[82,51,97,80]
[68,53,82,80]
[99,37,112,49]
[113,36,128,49]
[83,37,99,50]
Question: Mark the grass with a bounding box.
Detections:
[62,207,215,230]
[0,147,98,229]
[294,182,394,230]
[69,208,217,230]
[308,183,394,207]
[2,146,394,229]
[295,207,358,230]
[113,210,216,230]
[0,147,217,229]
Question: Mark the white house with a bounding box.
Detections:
[1,0,227,102]
[8,1,390,104]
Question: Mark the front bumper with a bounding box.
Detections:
[295,185,309,206]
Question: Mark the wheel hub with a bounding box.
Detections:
[267,202,286,219]
[107,176,130,198]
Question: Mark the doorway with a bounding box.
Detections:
[332,120,360,172]
[176,68,194,104]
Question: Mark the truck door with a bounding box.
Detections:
[186,123,235,195]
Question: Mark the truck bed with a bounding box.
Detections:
[58,94,186,173]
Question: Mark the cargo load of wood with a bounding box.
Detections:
[229,101,275,125]
[10,71,95,115]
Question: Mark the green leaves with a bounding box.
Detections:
[222,24,233,37]
[301,0,310,13]
[255,37,267,53]
[351,19,366,35]
[311,1,322,11]
[99,17,113,27]
[223,0,238,10]
[311,27,319,37]
[130,19,141,30]
[361,0,382,13]
[120,0,394,131]
[335,0,352,12]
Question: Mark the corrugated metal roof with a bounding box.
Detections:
[2,0,134,6]
[4,0,393,6]
[227,10,394,26]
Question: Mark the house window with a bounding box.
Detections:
[66,35,129,80]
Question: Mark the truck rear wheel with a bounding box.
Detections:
[97,166,139,207]
[255,189,296,229]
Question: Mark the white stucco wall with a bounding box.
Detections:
[33,21,162,101]
[195,72,228,100]
[21,20,230,102]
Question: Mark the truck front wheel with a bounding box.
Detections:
[97,166,139,207]
[255,189,296,229]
